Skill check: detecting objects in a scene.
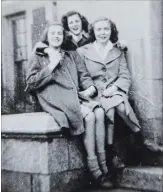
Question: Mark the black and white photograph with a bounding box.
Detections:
[1,1,163,192]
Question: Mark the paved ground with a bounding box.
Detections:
[79,188,140,192]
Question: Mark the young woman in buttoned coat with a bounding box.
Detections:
[77,17,156,164]
[26,22,114,189]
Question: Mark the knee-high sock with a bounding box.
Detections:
[97,151,108,175]
[87,156,102,179]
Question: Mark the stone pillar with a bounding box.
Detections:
[31,7,48,48]
[128,0,163,165]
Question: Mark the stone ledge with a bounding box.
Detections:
[119,167,163,192]
[2,136,85,174]
[2,112,61,134]
[1,169,87,192]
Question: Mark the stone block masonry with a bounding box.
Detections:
[2,112,163,192]
[1,112,88,192]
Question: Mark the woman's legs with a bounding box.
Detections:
[115,103,161,152]
[84,110,114,188]
[106,107,125,169]
[106,108,115,145]
[115,103,140,132]
[84,112,102,179]
[115,103,144,147]
[84,112,96,159]
[94,108,108,175]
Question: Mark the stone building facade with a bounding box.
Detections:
[2,0,163,147]
[2,1,57,113]
[1,1,163,191]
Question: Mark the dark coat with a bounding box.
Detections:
[25,51,94,135]
[61,33,90,51]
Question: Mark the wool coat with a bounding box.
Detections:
[61,32,90,51]
[25,50,95,135]
[77,43,141,134]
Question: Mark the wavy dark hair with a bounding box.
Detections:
[40,22,66,46]
[88,17,119,43]
[61,11,89,33]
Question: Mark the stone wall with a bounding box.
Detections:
[1,113,87,192]
[2,112,163,192]
[128,1,163,148]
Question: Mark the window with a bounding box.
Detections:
[12,15,27,62]
[2,11,42,114]
[11,13,28,111]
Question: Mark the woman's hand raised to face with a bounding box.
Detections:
[102,85,118,97]
[46,48,63,72]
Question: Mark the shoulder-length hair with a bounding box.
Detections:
[40,22,66,46]
[61,11,89,33]
[88,17,119,43]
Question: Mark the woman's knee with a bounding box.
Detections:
[116,103,125,114]
[94,107,104,119]
[85,112,95,123]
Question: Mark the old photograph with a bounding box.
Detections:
[1,1,163,192]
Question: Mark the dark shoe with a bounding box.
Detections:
[112,155,125,169]
[96,175,114,189]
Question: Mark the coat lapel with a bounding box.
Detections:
[81,44,105,64]
[103,47,121,64]
[81,44,121,65]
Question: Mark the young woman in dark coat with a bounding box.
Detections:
[26,22,114,189]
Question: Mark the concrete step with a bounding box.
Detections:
[80,167,163,192]
[80,188,138,192]
[119,167,163,192]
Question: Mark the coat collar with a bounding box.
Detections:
[67,30,89,40]
[79,43,122,64]
[36,49,70,67]
[66,31,89,46]
[36,48,68,57]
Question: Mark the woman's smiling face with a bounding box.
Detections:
[94,20,111,44]
[47,25,64,48]
[67,14,82,36]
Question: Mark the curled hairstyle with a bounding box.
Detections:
[40,22,66,46]
[88,17,119,43]
[61,11,89,33]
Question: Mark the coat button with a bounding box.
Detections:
[102,78,107,83]
[102,67,107,72]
